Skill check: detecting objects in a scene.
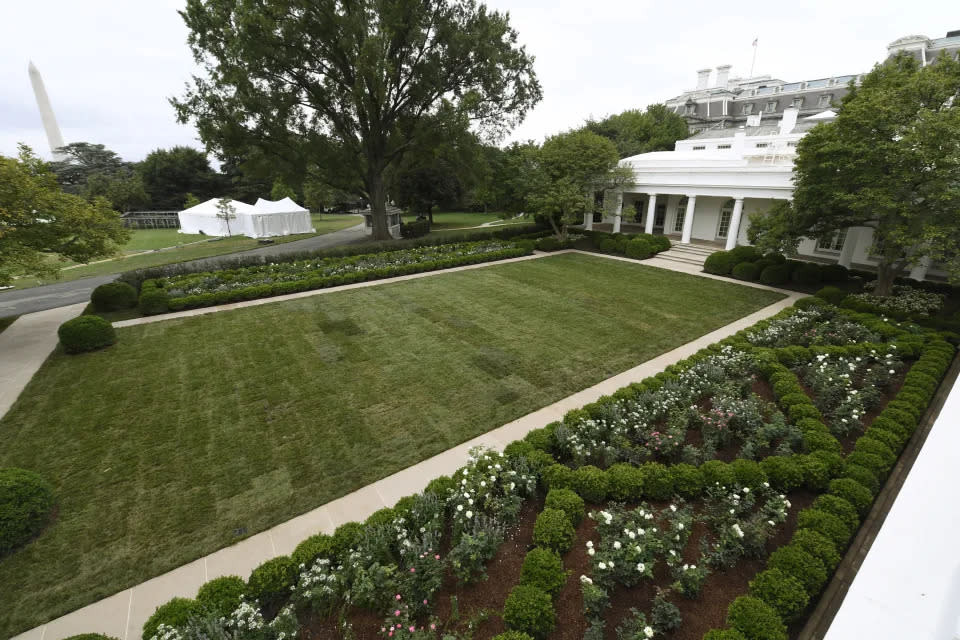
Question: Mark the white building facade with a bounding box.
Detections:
[600,107,939,281]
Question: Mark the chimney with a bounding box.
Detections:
[715,65,732,88]
[696,68,711,90]
[779,107,799,135]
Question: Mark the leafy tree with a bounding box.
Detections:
[215,197,238,236]
[0,145,128,285]
[270,178,298,201]
[394,161,463,222]
[85,171,150,212]
[172,0,541,240]
[183,192,202,208]
[585,104,690,157]
[49,142,127,193]
[529,130,630,240]
[749,53,960,295]
[138,146,222,210]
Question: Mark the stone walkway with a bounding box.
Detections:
[10,250,799,640]
[0,303,86,420]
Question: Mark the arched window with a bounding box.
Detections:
[673,197,688,233]
[717,199,735,239]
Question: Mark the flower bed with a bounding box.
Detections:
[139,299,954,640]
[844,282,946,316]
[138,241,533,314]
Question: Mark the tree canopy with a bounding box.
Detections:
[748,52,960,295]
[138,146,222,210]
[0,146,128,285]
[584,104,690,158]
[48,142,149,213]
[173,0,541,240]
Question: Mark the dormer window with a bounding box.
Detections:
[766,101,777,112]
[818,94,833,108]
[741,103,754,115]
[685,103,696,115]
[792,97,803,109]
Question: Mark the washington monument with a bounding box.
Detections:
[28,61,67,161]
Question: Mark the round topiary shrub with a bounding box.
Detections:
[542,464,575,491]
[598,237,619,254]
[607,463,644,501]
[329,521,365,558]
[748,568,809,622]
[730,459,767,489]
[492,633,535,640]
[700,460,735,488]
[0,467,55,554]
[532,508,575,553]
[829,477,874,515]
[790,529,841,572]
[246,556,297,607]
[731,262,761,282]
[704,631,748,640]
[519,547,567,595]
[796,454,830,491]
[142,597,202,640]
[91,281,138,311]
[291,533,335,568]
[503,440,536,460]
[424,474,456,499]
[791,262,823,286]
[820,264,849,283]
[759,263,791,285]
[626,238,654,260]
[728,246,763,265]
[503,584,555,638]
[365,507,396,527]
[842,464,880,495]
[704,251,736,275]
[796,509,853,551]
[764,252,787,264]
[524,425,555,452]
[58,315,117,354]
[811,494,859,533]
[641,462,674,500]
[725,595,787,640]
[669,463,704,498]
[760,456,804,492]
[64,635,119,640]
[572,465,609,503]
[544,488,585,527]
[766,546,827,596]
[138,287,170,315]
[814,285,847,305]
[196,575,245,616]
[536,236,561,251]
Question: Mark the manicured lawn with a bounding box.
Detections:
[0,253,784,636]
[11,215,362,290]
[402,211,520,231]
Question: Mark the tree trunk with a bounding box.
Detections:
[427,205,434,225]
[874,259,901,296]
[367,170,391,241]
[547,215,563,241]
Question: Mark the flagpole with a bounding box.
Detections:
[749,38,758,77]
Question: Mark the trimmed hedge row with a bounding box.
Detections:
[705,248,852,288]
[144,243,533,314]
[577,229,671,259]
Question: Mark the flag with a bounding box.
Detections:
[752,38,758,47]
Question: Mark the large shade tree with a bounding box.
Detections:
[172,0,541,240]
[0,146,128,285]
[138,146,223,210]
[585,104,690,158]
[749,52,960,295]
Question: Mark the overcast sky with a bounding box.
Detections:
[1,0,956,163]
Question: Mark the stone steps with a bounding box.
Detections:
[657,242,720,267]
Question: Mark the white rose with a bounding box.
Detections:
[456,504,463,512]
[644,626,654,638]
[465,510,473,519]
[587,548,595,556]
[598,562,607,570]
[613,541,622,550]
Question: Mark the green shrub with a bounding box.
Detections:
[542,464,575,491]
[524,426,555,452]
[572,466,609,503]
[492,633,535,640]
[730,459,767,489]
[854,437,896,467]
[525,450,557,473]
[365,507,396,527]
[625,238,654,260]
[767,546,827,595]
[536,236,561,251]
[138,287,170,315]
[778,392,812,407]
[330,521,365,558]
[703,631,748,640]
[65,635,119,640]
[246,556,297,607]
[544,488,585,527]
[532,508,576,553]
[728,246,762,264]
[58,315,117,354]
[760,263,791,285]
[669,463,704,498]
[830,478,874,515]
[812,495,859,533]
[503,585,555,638]
[865,426,905,454]
[796,454,830,491]
[842,464,880,495]
[0,467,56,553]
[704,251,736,275]
[731,262,761,281]
[810,450,844,476]
[196,575,245,616]
[788,404,822,421]
[790,529,841,571]
[700,460,735,488]
[424,475,456,498]
[598,237,619,254]
[142,597,202,640]
[91,281,138,311]
[748,568,810,621]
[764,252,787,264]
[815,286,847,305]
[291,533,335,568]
[844,451,888,480]
[725,595,788,640]
[760,456,803,491]
[641,462,674,500]
[607,463,644,500]
[520,548,567,596]
[649,235,672,252]
[503,440,535,459]
[820,264,849,282]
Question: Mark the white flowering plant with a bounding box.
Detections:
[448,447,535,539]
[701,483,790,570]
[746,307,881,347]
[150,601,299,640]
[850,283,945,316]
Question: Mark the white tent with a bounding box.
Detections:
[249,197,315,237]
[178,197,314,238]
[178,198,256,237]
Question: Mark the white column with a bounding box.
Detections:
[837,227,861,268]
[681,195,696,244]
[645,194,657,234]
[583,210,593,231]
[909,256,932,281]
[613,191,623,233]
[724,198,745,251]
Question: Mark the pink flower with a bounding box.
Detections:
[435,554,440,560]
[395,594,402,600]
[423,599,428,604]
[409,626,415,632]
[395,610,401,616]
[410,567,416,572]
[430,624,436,630]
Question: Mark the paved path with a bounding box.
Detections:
[0,303,87,420]
[0,225,367,317]
[10,251,799,640]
